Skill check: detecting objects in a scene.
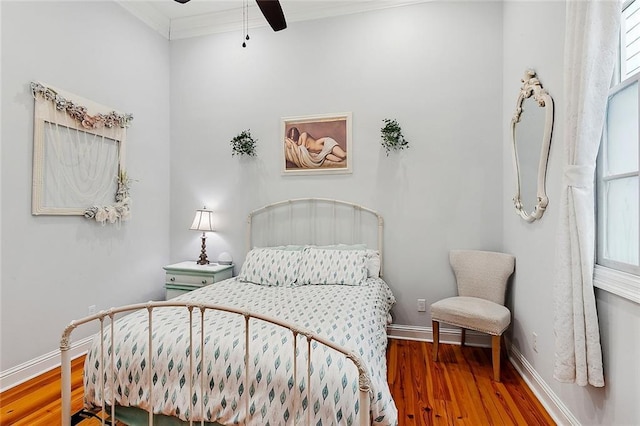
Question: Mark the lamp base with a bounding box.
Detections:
[196,233,210,265]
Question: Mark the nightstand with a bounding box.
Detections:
[163,261,234,299]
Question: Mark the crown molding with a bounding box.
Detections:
[116,0,429,41]
[170,5,263,40]
[116,0,171,39]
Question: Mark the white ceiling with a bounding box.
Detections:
[115,0,427,40]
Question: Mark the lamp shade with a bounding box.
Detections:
[190,209,215,232]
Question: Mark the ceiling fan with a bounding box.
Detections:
[173,0,287,32]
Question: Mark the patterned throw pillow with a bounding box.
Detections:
[297,248,368,285]
[312,245,380,277]
[238,248,301,286]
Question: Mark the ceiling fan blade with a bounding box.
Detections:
[255,0,287,32]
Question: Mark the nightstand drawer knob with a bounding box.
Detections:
[170,277,175,281]
[202,279,207,284]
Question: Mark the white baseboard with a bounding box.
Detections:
[387,323,491,347]
[388,323,577,425]
[0,336,93,393]
[507,343,580,425]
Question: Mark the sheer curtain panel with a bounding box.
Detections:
[553,0,621,387]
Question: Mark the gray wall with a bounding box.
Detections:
[168,1,504,328]
[1,1,638,424]
[503,2,639,424]
[0,1,171,369]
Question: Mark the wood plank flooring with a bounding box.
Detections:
[387,339,554,425]
[0,339,554,425]
[0,356,86,426]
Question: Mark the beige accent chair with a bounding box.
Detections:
[431,249,515,382]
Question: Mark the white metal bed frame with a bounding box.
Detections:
[247,197,384,276]
[61,198,385,426]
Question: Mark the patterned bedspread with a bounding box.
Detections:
[84,277,398,425]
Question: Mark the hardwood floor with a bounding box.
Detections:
[387,339,555,425]
[1,339,554,425]
[0,356,86,426]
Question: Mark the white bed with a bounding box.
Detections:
[61,198,398,426]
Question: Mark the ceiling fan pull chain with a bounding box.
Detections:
[242,0,249,48]
[242,0,246,47]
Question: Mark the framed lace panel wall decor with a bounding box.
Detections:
[30,82,133,225]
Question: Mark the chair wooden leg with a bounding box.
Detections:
[460,328,466,347]
[492,334,501,382]
[432,320,440,362]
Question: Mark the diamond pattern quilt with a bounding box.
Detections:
[84,277,398,425]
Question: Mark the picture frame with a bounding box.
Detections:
[30,82,131,218]
[282,112,352,175]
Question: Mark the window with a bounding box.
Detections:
[622,0,640,80]
[595,0,640,303]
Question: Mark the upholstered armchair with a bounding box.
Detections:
[431,249,515,382]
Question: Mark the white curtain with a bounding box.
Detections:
[554,0,621,387]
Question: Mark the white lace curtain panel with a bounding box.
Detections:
[41,121,120,208]
[553,0,621,387]
[31,82,131,219]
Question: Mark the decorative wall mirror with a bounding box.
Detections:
[31,82,133,225]
[511,70,554,222]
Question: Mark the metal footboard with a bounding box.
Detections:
[60,301,372,426]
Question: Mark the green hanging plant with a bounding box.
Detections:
[380,118,409,156]
[230,129,257,157]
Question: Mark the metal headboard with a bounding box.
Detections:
[247,198,384,276]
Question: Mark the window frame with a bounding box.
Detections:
[594,265,640,304]
[621,0,640,80]
[594,0,640,304]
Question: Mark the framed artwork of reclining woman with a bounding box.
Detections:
[282,112,352,175]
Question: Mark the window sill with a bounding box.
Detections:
[593,265,640,304]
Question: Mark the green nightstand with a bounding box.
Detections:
[163,261,234,299]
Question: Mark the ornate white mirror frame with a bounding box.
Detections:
[511,70,554,223]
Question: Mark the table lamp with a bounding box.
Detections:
[190,207,215,265]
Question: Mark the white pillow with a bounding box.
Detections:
[314,243,367,251]
[365,249,381,277]
[297,248,368,285]
[238,248,301,286]
[313,245,380,278]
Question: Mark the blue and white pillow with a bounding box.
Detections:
[297,248,368,285]
[238,248,301,286]
[310,244,380,278]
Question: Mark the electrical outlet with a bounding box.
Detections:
[532,332,538,352]
[417,298,426,312]
[88,305,97,315]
